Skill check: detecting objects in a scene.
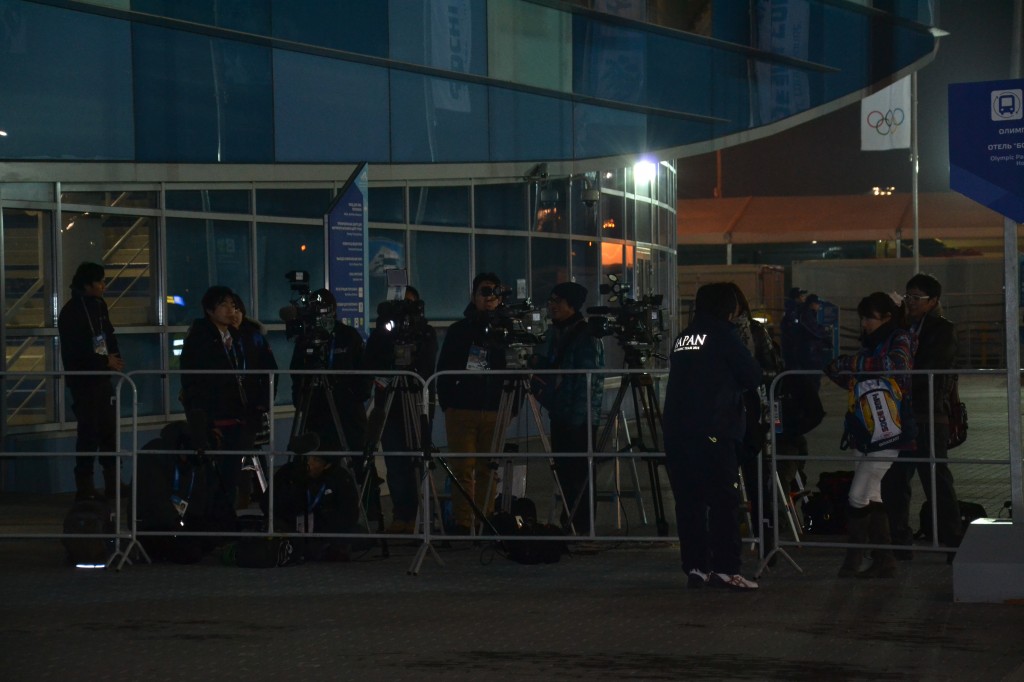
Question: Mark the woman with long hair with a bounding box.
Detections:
[825,292,916,579]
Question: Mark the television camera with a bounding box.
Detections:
[375,269,430,369]
[478,286,545,369]
[279,270,337,363]
[586,274,666,366]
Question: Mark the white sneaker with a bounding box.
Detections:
[710,572,759,591]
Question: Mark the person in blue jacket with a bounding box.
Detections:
[663,282,763,591]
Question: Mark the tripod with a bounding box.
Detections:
[595,351,669,536]
[364,371,446,538]
[755,434,805,578]
[290,371,385,547]
[485,373,573,533]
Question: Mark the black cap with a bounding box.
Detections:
[789,287,807,299]
[550,282,587,312]
[805,294,820,304]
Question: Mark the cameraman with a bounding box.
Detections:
[436,272,508,533]
[531,282,604,534]
[288,288,371,470]
[365,285,438,534]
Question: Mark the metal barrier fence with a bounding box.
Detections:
[1,366,1016,575]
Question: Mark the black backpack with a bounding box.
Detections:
[62,497,116,566]
[490,497,566,565]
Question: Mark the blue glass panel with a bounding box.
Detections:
[389,0,487,76]
[572,15,648,105]
[475,235,527,295]
[133,24,273,162]
[489,89,573,161]
[409,186,469,227]
[569,175,599,237]
[369,187,406,224]
[475,184,526,230]
[255,188,333,218]
[273,50,390,163]
[165,218,252,326]
[270,0,388,58]
[599,193,624,240]
[532,178,569,234]
[166,189,251,213]
[391,71,489,163]
[530,237,568,302]
[0,0,133,160]
[117,333,164,417]
[256,222,325,325]
[409,231,469,320]
[634,199,652,244]
[573,105,647,159]
[131,0,271,33]
[569,239,599,309]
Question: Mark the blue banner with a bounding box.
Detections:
[325,163,369,337]
[948,79,1024,223]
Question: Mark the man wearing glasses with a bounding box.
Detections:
[882,273,962,557]
[436,272,508,533]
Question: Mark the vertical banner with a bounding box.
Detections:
[754,0,811,125]
[325,163,369,338]
[861,77,912,151]
[429,0,472,112]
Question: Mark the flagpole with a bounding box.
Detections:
[911,72,920,274]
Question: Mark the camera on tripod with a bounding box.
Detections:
[586,274,666,365]
[375,269,428,369]
[479,291,545,369]
[279,270,335,358]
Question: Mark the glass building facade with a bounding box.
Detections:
[1,0,937,471]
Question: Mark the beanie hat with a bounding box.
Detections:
[550,282,587,312]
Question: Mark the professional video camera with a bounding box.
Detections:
[279,270,336,356]
[375,269,429,368]
[477,286,545,369]
[586,274,665,365]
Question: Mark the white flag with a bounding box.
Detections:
[861,76,911,151]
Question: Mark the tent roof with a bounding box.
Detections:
[677,192,1006,245]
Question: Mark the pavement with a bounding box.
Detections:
[2,373,1023,681]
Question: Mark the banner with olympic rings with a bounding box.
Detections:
[861,76,911,151]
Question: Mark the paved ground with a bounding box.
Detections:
[2,373,1022,680]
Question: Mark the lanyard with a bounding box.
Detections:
[307,483,327,513]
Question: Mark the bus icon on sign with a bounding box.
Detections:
[991,89,1022,121]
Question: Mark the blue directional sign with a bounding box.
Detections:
[949,79,1024,223]
[325,163,369,337]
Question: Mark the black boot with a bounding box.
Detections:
[75,470,97,500]
[858,502,897,579]
[838,505,871,577]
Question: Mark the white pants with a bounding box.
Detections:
[847,448,897,509]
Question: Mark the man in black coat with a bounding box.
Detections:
[882,273,962,554]
[663,282,763,590]
[436,272,508,533]
[58,262,126,500]
[180,285,252,523]
[289,288,371,468]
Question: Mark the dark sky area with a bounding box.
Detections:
[677,0,1018,199]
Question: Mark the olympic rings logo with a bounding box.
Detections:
[866,108,905,136]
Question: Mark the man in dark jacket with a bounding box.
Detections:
[663,282,763,590]
[180,285,251,522]
[882,273,962,554]
[58,262,126,500]
[289,288,371,469]
[531,281,604,534]
[436,272,508,533]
